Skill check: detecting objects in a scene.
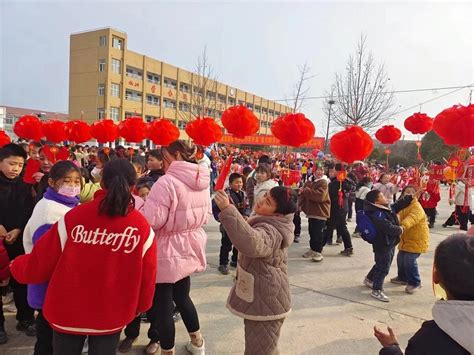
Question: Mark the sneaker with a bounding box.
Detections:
[3,302,17,313]
[340,248,354,256]
[371,290,390,302]
[294,235,300,243]
[140,312,149,323]
[82,338,89,353]
[173,310,181,323]
[363,277,373,289]
[118,337,137,353]
[218,265,229,275]
[186,339,205,355]
[229,261,237,268]
[429,223,434,229]
[352,232,361,238]
[16,320,36,337]
[390,277,408,285]
[0,326,7,345]
[145,341,160,354]
[442,223,448,228]
[311,252,324,262]
[405,285,422,294]
[302,249,318,258]
[336,237,342,244]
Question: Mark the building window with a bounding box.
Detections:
[193,87,203,97]
[163,99,176,109]
[146,94,160,106]
[217,94,226,104]
[179,83,190,93]
[246,103,254,110]
[98,59,106,72]
[145,115,156,122]
[269,110,274,116]
[163,78,177,90]
[179,102,189,112]
[98,108,105,119]
[110,107,120,121]
[125,89,142,102]
[5,118,13,125]
[192,105,201,115]
[206,108,214,117]
[255,106,261,113]
[238,100,244,105]
[147,72,160,84]
[206,91,216,100]
[111,83,120,98]
[99,35,107,47]
[125,112,142,118]
[178,120,186,130]
[112,37,123,49]
[228,97,235,105]
[98,84,105,96]
[111,59,121,74]
[275,111,280,117]
[126,66,143,80]
[262,108,268,113]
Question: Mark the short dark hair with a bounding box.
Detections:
[229,173,242,184]
[137,180,153,192]
[435,234,474,300]
[147,149,163,161]
[243,167,252,176]
[365,190,381,204]
[258,155,271,165]
[98,148,117,165]
[0,143,28,161]
[270,187,298,215]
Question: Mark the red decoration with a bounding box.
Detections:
[147,119,180,146]
[404,113,433,135]
[215,156,233,191]
[42,120,68,143]
[375,125,401,145]
[221,105,259,139]
[281,169,302,188]
[23,159,41,184]
[311,149,320,157]
[433,104,474,148]
[118,116,147,143]
[42,145,69,164]
[271,113,315,147]
[429,164,445,181]
[90,119,119,143]
[14,115,44,141]
[185,117,223,146]
[65,120,92,143]
[0,130,11,147]
[384,148,392,155]
[330,126,374,164]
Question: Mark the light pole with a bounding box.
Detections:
[324,99,336,153]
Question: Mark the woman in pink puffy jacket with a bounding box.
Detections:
[143,140,211,355]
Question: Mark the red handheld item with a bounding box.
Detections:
[214,156,233,191]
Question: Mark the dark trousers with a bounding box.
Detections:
[155,277,200,350]
[219,227,238,266]
[444,205,469,231]
[396,251,421,287]
[367,246,395,291]
[347,199,354,219]
[308,218,326,253]
[53,330,120,355]
[35,310,53,355]
[293,211,301,237]
[423,207,436,225]
[324,215,352,250]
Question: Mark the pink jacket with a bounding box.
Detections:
[143,161,211,283]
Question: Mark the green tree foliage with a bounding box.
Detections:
[420,131,457,163]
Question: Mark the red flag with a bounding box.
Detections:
[214,156,233,191]
[23,159,41,184]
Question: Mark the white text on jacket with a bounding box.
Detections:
[70,225,141,253]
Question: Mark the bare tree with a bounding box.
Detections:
[287,62,314,113]
[332,35,394,129]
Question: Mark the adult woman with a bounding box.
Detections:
[143,140,210,355]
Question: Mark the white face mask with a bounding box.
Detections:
[58,185,81,198]
[91,167,102,181]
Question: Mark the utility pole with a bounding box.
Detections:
[324,99,335,153]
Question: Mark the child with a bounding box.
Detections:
[363,190,403,302]
[375,234,473,354]
[252,163,278,209]
[419,178,441,229]
[373,174,399,205]
[136,180,154,201]
[145,149,165,182]
[0,143,35,342]
[443,178,472,231]
[214,186,297,355]
[212,173,251,275]
[390,186,429,294]
[79,167,101,203]
[22,160,82,354]
[353,177,373,238]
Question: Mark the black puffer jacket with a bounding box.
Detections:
[363,200,402,251]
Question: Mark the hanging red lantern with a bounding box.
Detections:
[42,145,70,164]
[147,119,180,146]
[375,125,401,145]
[65,120,92,143]
[384,148,392,155]
[90,119,119,143]
[14,115,44,141]
[271,113,315,147]
[330,126,374,164]
[42,120,68,143]
[185,117,222,146]
[404,113,433,135]
[118,116,147,143]
[0,130,11,147]
[221,105,259,139]
[433,104,474,148]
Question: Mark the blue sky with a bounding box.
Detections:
[1,1,472,137]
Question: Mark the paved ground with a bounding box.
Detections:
[2,186,467,354]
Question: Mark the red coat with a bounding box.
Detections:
[0,241,10,282]
[420,181,441,209]
[11,191,157,335]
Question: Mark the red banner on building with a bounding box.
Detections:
[218,134,324,149]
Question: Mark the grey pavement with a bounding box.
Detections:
[2,186,466,354]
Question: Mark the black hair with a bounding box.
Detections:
[378,173,388,183]
[30,141,43,149]
[243,166,252,176]
[98,148,118,165]
[334,163,345,172]
[229,173,242,184]
[99,159,136,217]
[435,234,474,300]
[255,163,272,178]
[49,161,82,186]
[0,143,28,161]
[356,176,372,190]
[132,157,146,172]
[400,185,417,196]
[81,167,91,183]
[137,180,153,192]
[269,186,298,215]
[258,155,271,165]
[365,189,382,204]
[148,149,163,161]
[164,140,196,163]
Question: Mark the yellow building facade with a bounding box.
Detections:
[68,27,293,139]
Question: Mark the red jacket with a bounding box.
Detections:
[11,191,157,335]
[420,181,441,209]
[0,241,10,282]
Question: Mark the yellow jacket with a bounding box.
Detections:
[398,198,430,253]
[80,182,101,203]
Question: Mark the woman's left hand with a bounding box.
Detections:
[214,190,230,210]
[374,325,398,347]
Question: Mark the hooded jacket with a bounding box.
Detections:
[219,205,294,321]
[363,200,402,251]
[142,160,211,284]
[300,178,331,219]
[398,198,430,254]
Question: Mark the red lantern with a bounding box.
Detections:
[147,119,180,146]
[185,117,222,146]
[384,148,392,155]
[65,120,92,143]
[311,149,320,157]
[404,113,433,135]
[0,130,11,147]
[42,120,68,143]
[14,115,44,141]
[42,145,69,164]
[221,105,259,139]
[433,104,474,148]
[375,125,401,145]
[90,119,119,143]
[118,116,147,143]
[271,113,315,147]
[330,126,374,164]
